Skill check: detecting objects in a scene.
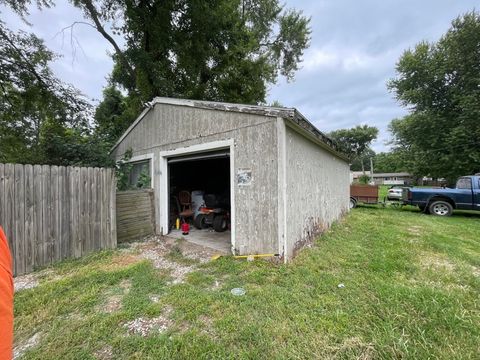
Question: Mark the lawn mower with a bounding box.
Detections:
[194,193,230,232]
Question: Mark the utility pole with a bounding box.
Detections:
[370,157,374,184]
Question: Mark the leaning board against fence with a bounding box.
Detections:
[0,164,117,276]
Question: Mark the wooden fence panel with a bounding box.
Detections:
[116,189,155,243]
[24,165,34,274]
[33,165,43,269]
[0,163,117,276]
[14,164,25,276]
[4,164,15,262]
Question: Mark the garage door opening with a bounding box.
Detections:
[167,150,232,254]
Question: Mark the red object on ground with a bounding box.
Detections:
[181,222,190,235]
[0,226,13,360]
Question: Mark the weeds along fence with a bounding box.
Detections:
[0,163,117,276]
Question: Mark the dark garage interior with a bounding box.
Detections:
[167,152,231,253]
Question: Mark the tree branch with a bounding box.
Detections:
[76,0,135,81]
[0,26,50,88]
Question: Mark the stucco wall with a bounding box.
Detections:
[112,103,279,255]
[284,124,350,258]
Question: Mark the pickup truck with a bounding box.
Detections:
[402,175,480,216]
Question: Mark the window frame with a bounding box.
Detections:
[456,177,472,190]
[127,153,154,189]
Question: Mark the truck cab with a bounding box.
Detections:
[403,175,480,216]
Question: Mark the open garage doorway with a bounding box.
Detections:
[164,146,233,254]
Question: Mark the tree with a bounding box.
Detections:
[388,12,480,183]
[72,0,310,106]
[2,0,311,161]
[329,125,379,173]
[0,0,112,167]
[93,86,139,146]
[0,20,94,164]
[372,151,408,173]
[72,0,311,145]
[350,148,375,172]
[0,0,53,18]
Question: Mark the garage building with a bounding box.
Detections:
[111,97,350,260]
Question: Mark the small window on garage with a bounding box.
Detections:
[129,160,151,189]
[456,177,472,190]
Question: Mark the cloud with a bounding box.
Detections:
[268,0,479,152]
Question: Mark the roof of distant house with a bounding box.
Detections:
[351,171,411,178]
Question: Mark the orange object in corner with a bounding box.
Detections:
[0,227,13,360]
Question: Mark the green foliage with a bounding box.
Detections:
[329,125,379,171]
[114,148,152,190]
[388,11,480,183]
[350,148,375,172]
[269,100,285,107]
[358,174,371,184]
[0,0,53,18]
[115,148,133,191]
[136,167,151,189]
[0,18,112,167]
[94,86,138,146]
[373,151,408,173]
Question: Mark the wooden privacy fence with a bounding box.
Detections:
[0,163,117,276]
[116,189,155,243]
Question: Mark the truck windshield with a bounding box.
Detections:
[456,178,472,190]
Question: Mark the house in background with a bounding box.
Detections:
[351,171,413,185]
[111,97,350,261]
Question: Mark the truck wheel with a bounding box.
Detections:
[349,198,357,209]
[194,214,208,229]
[429,200,453,216]
[213,215,227,232]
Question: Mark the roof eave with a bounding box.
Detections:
[110,97,349,162]
[285,110,350,162]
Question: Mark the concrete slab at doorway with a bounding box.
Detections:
[167,228,231,254]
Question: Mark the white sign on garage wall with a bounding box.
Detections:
[237,169,252,186]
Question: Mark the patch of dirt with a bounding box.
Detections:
[123,306,174,337]
[13,332,41,359]
[100,279,132,313]
[140,246,195,284]
[471,265,480,277]
[93,345,113,360]
[198,315,216,337]
[407,226,422,236]
[14,273,40,292]
[99,253,142,271]
[102,295,123,313]
[119,279,132,293]
[420,252,456,272]
[149,294,161,303]
[210,279,222,290]
[128,235,218,284]
[14,234,214,294]
[407,278,470,291]
[335,337,375,360]
[60,311,84,322]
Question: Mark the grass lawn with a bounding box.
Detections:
[14,206,480,359]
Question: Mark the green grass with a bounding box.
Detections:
[14,207,480,359]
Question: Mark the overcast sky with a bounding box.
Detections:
[2,0,478,151]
